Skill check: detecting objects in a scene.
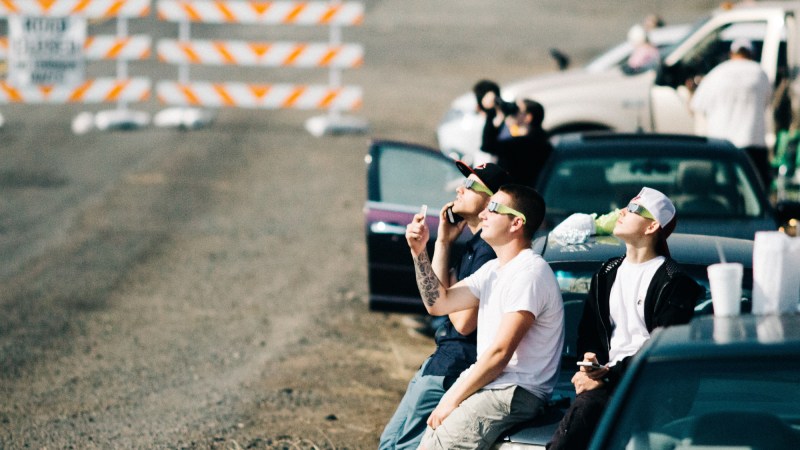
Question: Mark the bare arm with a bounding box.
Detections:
[449,308,478,335]
[412,250,479,316]
[407,210,478,316]
[427,310,534,429]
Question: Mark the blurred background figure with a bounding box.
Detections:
[643,13,665,31]
[624,24,660,73]
[690,38,773,188]
[479,88,552,187]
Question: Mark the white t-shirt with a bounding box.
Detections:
[608,256,665,365]
[690,58,772,148]
[462,249,565,399]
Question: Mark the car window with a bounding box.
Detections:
[585,24,691,74]
[375,143,463,210]
[601,359,800,450]
[679,21,768,78]
[540,156,763,218]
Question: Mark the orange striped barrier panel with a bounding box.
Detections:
[156,81,361,110]
[157,40,362,68]
[0,0,150,18]
[157,0,363,25]
[0,35,152,60]
[0,77,150,103]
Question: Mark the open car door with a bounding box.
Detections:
[650,12,785,135]
[364,140,466,312]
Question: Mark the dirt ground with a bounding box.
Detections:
[0,1,719,448]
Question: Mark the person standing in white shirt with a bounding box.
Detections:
[691,38,773,187]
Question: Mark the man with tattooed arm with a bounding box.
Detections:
[379,161,512,450]
[405,184,564,450]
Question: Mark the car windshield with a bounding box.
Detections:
[600,358,800,450]
[540,156,763,219]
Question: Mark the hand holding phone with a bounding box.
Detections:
[446,206,464,225]
[419,204,428,218]
[577,361,603,371]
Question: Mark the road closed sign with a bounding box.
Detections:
[8,16,87,86]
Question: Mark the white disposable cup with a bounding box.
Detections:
[707,263,743,317]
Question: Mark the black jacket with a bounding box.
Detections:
[481,110,552,187]
[576,256,703,388]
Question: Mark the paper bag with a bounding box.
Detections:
[752,231,800,314]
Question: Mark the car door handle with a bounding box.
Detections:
[370,222,407,235]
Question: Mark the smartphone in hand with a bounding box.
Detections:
[446,206,464,224]
[577,361,603,371]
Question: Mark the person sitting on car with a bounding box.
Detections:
[406,184,564,450]
[379,161,514,450]
[479,89,553,188]
[547,187,704,450]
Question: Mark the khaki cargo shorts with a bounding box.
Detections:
[418,385,544,450]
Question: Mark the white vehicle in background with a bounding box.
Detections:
[441,2,800,182]
[437,23,691,164]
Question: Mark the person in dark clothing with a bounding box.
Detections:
[480,92,553,187]
[379,162,513,450]
[547,187,703,450]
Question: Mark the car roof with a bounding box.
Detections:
[585,23,691,72]
[722,1,800,14]
[643,313,800,361]
[535,232,753,268]
[550,132,742,158]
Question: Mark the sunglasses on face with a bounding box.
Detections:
[463,178,494,196]
[487,200,527,223]
[626,202,655,220]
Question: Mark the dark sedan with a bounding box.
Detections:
[536,133,800,239]
[364,135,790,312]
[586,313,800,450]
[493,232,755,449]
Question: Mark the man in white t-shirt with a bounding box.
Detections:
[690,38,773,187]
[405,184,564,450]
[547,187,703,450]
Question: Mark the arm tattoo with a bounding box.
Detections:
[413,251,441,307]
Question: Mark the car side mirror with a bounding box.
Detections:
[549,48,570,71]
[654,61,682,88]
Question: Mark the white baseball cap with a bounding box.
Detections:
[631,187,676,229]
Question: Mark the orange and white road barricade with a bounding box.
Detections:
[0,0,152,133]
[0,77,150,103]
[0,0,151,17]
[155,0,363,25]
[157,40,363,68]
[0,35,152,63]
[157,81,362,109]
[155,0,367,135]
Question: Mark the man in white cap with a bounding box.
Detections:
[691,38,773,187]
[547,187,703,450]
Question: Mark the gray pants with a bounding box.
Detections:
[419,385,545,450]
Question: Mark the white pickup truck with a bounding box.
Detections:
[438,2,800,180]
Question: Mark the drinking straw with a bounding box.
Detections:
[715,239,727,263]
